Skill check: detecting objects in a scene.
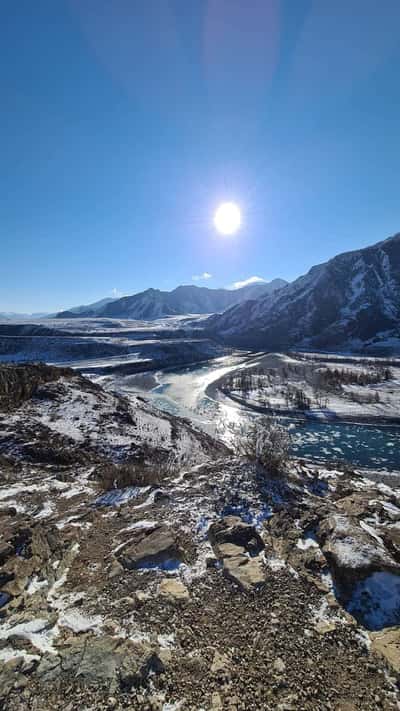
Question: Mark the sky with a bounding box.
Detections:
[2,0,400,312]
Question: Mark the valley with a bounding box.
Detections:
[2,233,400,709]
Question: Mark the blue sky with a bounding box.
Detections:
[2,0,400,312]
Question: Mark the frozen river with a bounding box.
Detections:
[106,355,400,473]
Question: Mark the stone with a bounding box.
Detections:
[370,626,400,674]
[222,554,266,592]
[0,541,14,565]
[209,517,264,557]
[39,634,165,689]
[109,557,124,579]
[211,691,223,709]
[210,650,231,678]
[117,525,183,569]
[0,507,17,517]
[134,590,152,605]
[314,620,337,634]
[317,514,400,599]
[214,542,246,558]
[273,657,286,674]
[158,578,189,602]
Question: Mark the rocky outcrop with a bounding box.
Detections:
[0,363,73,411]
[370,627,400,676]
[209,516,266,591]
[117,524,184,570]
[208,516,264,557]
[36,635,166,689]
[222,554,266,592]
[317,514,400,599]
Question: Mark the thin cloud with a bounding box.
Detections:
[192,272,213,282]
[111,288,123,298]
[230,276,266,290]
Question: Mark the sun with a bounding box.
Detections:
[213,202,241,235]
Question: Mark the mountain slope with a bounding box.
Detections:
[54,297,116,319]
[55,280,287,320]
[208,233,400,350]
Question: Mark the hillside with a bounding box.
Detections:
[208,233,400,351]
[0,365,399,709]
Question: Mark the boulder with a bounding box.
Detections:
[209,517,264,557]
[370,627,400,675]
[37,634,166,689]
[381,524,400,561]
[317,514,400,599]
[158,578,189,602]
[117,525,183,570]
[222,554,266,592]
[335,493,374,518]
[214,542,246,559]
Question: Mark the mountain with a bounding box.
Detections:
[53,297,117,319]
[207,233,400,350]
[0,312,49,320]
[55,280,287,320]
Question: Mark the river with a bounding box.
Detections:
[107,354,400,474]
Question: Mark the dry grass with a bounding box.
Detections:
[96,451,181,491]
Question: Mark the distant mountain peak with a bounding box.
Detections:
[54,279,287,320]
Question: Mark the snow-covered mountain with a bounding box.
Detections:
[55,280,287,320]
[53,297,116,319]
[0,311,50,320]
[208,233,400,350]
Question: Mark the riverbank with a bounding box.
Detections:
[216,386,400,428]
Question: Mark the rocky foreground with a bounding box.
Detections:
[0,365,400,710]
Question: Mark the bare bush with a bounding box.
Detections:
[235,416,291,474]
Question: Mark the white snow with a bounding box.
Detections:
[347,571,400,629]
[0,618,59,655]
[58,610,103,634]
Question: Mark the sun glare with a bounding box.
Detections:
[214,202,241,235]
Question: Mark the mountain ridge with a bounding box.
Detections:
[207,232,400,350]
[55,279,287,320]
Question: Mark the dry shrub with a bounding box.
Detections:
[236,416,291,475]
[96,451,181,491]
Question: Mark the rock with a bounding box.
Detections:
[0,507,17,517]
[209,516,264,557]
[134,590,152,605]
[38,634,165,689]
[210,650,231,679]
[222,554,266,592]
[109,557,124,579]
[370,627,400,675]
[273,657,286,674]
[117,525,183,569]
[317,514,400,599]
[335,493,374,518]
[211,691,223,709]
[114,596,136,610]
[381,523,400,559]
[153,490,171,504]
[314,620,337,634]
[214,542,246,558]
[0,541,14,565]
[158,578,189,602]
